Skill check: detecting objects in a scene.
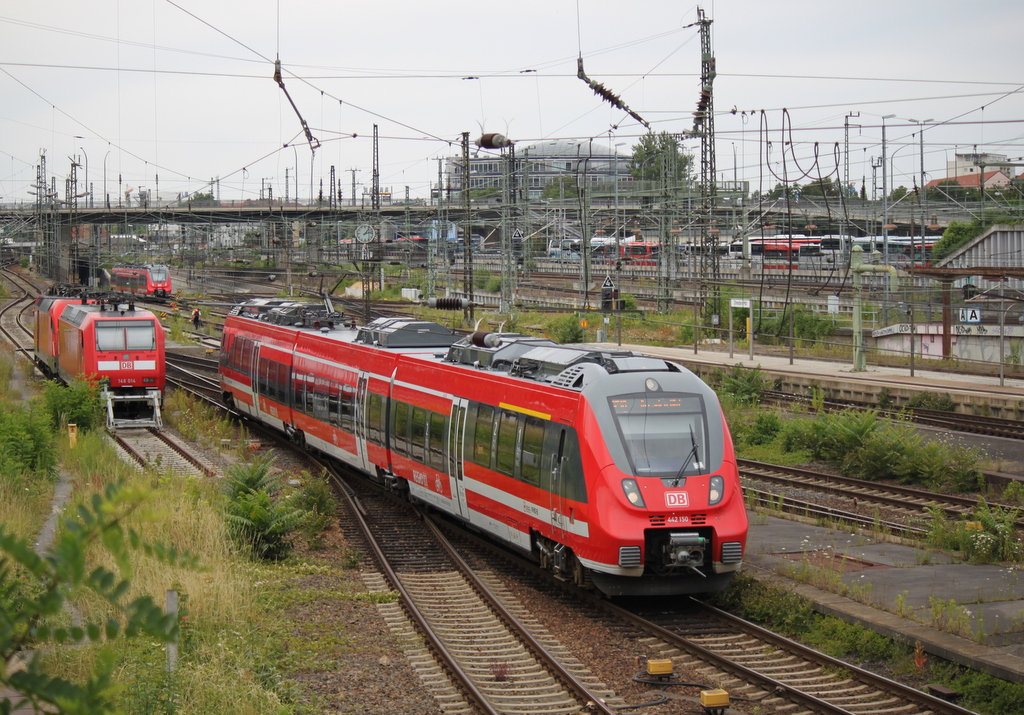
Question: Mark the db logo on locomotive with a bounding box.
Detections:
[665,492,689,507]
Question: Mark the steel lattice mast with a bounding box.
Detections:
[694,8,719,326]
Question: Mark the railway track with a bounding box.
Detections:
[441,513,976,715]
[111,427,215,477]
[326,468,622,715]
[738,458,1024,534]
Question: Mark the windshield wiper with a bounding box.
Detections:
[671,425,700,486]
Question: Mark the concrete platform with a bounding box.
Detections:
[746,514,1024,684]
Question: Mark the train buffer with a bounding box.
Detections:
[102,387,163,430]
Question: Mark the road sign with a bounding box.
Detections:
[602,275,615,289]
[959,307,982,324]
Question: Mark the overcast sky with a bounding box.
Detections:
[2,0,1022,206]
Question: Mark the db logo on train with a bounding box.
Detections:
[665,492,689,507]
[120,361,134,370]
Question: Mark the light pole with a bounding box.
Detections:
[78,146,89,208]
[103,150,111,209]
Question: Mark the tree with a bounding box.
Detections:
[890,185,912,202]
[931,219,984,262]
[801,177,841,197]
[541,175,579,200]
[627,131,693,183]
[0,483,197,713]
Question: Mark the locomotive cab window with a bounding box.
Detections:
[608,392,709,477]
[95,320,156,351]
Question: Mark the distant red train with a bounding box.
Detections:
[108,264,172,298]
[220,300,747,597]
[33,289,165,429]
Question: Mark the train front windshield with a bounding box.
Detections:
[96,321,157,351]
[150,267,169,282]
[608,393,709,477]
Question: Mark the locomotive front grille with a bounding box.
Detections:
[650,513,706,526]
[721,541,743,563]
[619,546,642,567]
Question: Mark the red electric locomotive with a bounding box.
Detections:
[33,289,165,429]
[220,301,747,597]
[109,264,172,298]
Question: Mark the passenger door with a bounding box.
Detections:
[448,397,469,518]
[548,428,567,540]
[354,374,371,472]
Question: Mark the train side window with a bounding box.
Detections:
[560,429,587,503]
[292,370,306,414]
[495,410,519,476]
[472,404,494,467]
[366,393,384,444]
[220,333,234,366]
[520,416,545,486]
[340,384,355,432]
[328,381,341,427]
[427,411,447,470]
[410,407,427,462]
[312,375,330,422]
[391,401,410,457]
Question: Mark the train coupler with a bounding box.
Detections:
[103,388,163,431]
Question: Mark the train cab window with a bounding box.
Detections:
[520,416,545,486]
[150,267,168,282]
[410,407,427,461]
[471,404,495,467]
[608,392,708,477]
[427,412,447,470]
[95,320,156,351]
[495,410,519,476]
[391,401,410,456]
[366,393,385,444]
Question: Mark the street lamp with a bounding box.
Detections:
[103,150,111,210]
[78,146,89,208]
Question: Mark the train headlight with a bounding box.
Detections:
[708,475,724,505]
[621,479,646,507]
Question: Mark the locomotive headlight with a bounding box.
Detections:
[621,479,646,507]
[708,475,725,505]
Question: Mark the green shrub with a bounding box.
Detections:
[841,424,921,481]
[747,412,783,446]
[713,364,769,405]
[41,378,104,432]
[292,473,339,549]
[551,314,585,343]
[221,455,304,561]
[906,391,956,412]
[0,402,57,477]
[926,501,1022,564]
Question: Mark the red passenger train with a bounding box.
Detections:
[219,301,747,596]
[33,289,165,429]
[108,264,173,298]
